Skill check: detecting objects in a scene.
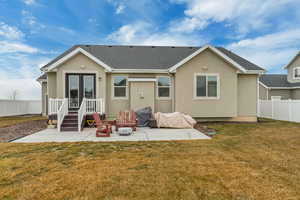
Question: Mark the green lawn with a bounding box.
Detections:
[0,119,300,200]
[0,115,46,128]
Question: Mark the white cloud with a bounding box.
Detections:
[23,0,36,5]
[0,22,24,40]
[116,4,125,14]
[0,55,50,100]
[0,41,38,54]
[107,21,206,46]
[170,0,299,34]
[227,29,300,71]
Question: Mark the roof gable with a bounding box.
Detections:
[283,51,300,69]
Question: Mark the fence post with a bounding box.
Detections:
[288,99,292,121]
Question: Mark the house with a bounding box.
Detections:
[259,52,300,100]
[37,45,265,131]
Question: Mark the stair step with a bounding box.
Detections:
[64,116,78,120]
[61,123,77,127]
[61,127,78,131]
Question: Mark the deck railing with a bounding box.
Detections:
[49,98,64,115]
[57,98,68,132]
[78,98,87,132]
[86,98,105,114]
[78,98,105,132]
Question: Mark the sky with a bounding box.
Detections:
[0,0,300,100]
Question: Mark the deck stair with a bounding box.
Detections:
[61,112,78,131]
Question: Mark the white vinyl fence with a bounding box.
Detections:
[259,100,300,122]
[0,100,42,117]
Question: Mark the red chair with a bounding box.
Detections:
[115,110,138,131]
[93,113,112,137]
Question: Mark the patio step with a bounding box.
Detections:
[61,113,78,131]
[61,127,78,132]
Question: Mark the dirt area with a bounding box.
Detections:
[0,119,47,142]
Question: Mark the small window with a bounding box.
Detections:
[195,74,219,99]
[157,76,171,99]
[294,67,300,79]
[112,76,127,98]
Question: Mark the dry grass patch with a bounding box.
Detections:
[0,115,46,128]
[0,119,300,199]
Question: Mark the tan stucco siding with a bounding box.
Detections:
[259,84,268,100]
[106,74,130,118]
[174,49,238,118]
[41,82,47,115]
[106,73,173,117]
[291,89,300,99]
[55,53,106,99]
[47,72,56,98]
[268,89,292,99]
[287,55,300,83]
[238,74,258,116]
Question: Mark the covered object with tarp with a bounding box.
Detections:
[135,107,153,127]
[154,112,196,128]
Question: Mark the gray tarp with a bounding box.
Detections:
[135,107,153,127]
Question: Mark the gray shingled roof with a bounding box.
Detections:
[41,45,264,71]
[37,73,47,81]
[259,74,300,88]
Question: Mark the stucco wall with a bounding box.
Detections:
[259,84,268,100]
[237,74,258,116]
[41,82,47,115]
[287,55,300,83]
[55,53,107,99]
[106,73,173,118]
[47,72,56,98]
[268,89,292,99]
[291,88,300,99]
[174,48,238,118]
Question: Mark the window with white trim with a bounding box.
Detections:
[194,74,219,98]
[157,76,171,98]
[294,67,300,79]
[112,76,127,98]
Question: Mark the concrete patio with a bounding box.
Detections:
[12,127,210,143]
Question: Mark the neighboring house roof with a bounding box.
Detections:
[259,74,300,88]
[37,73,47,81]
[41,45,265,73]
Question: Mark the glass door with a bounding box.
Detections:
[68,75,80,109]
[83,75,95,99]
[66,74,96,110]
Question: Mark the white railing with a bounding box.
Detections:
[57,98,68,132]
[86,98,105,114]
[78,98,105,132]
[259,99,300,123]
[49,98,64,115]
[78,98,87,132]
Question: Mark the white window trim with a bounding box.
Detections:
[111,75,128,100]
[271,96,282,100]
[156,76,171,100]
[293,67,300,79]
[193,73,220,100]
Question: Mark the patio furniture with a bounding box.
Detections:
[118,127,133,136]
[115,110,138,131]
[93,113,112,137]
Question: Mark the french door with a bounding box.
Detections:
[66,74,96,109]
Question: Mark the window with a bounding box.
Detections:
[112,76,127,98]
[194,74,219,99]
[157,76,171,99]
[294,67,300,79]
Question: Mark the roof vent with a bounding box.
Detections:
[151,46,155,48]
[171,46,175,48]
[85,45,90,47]
[108,45,112,47]
[129,46,133,48]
